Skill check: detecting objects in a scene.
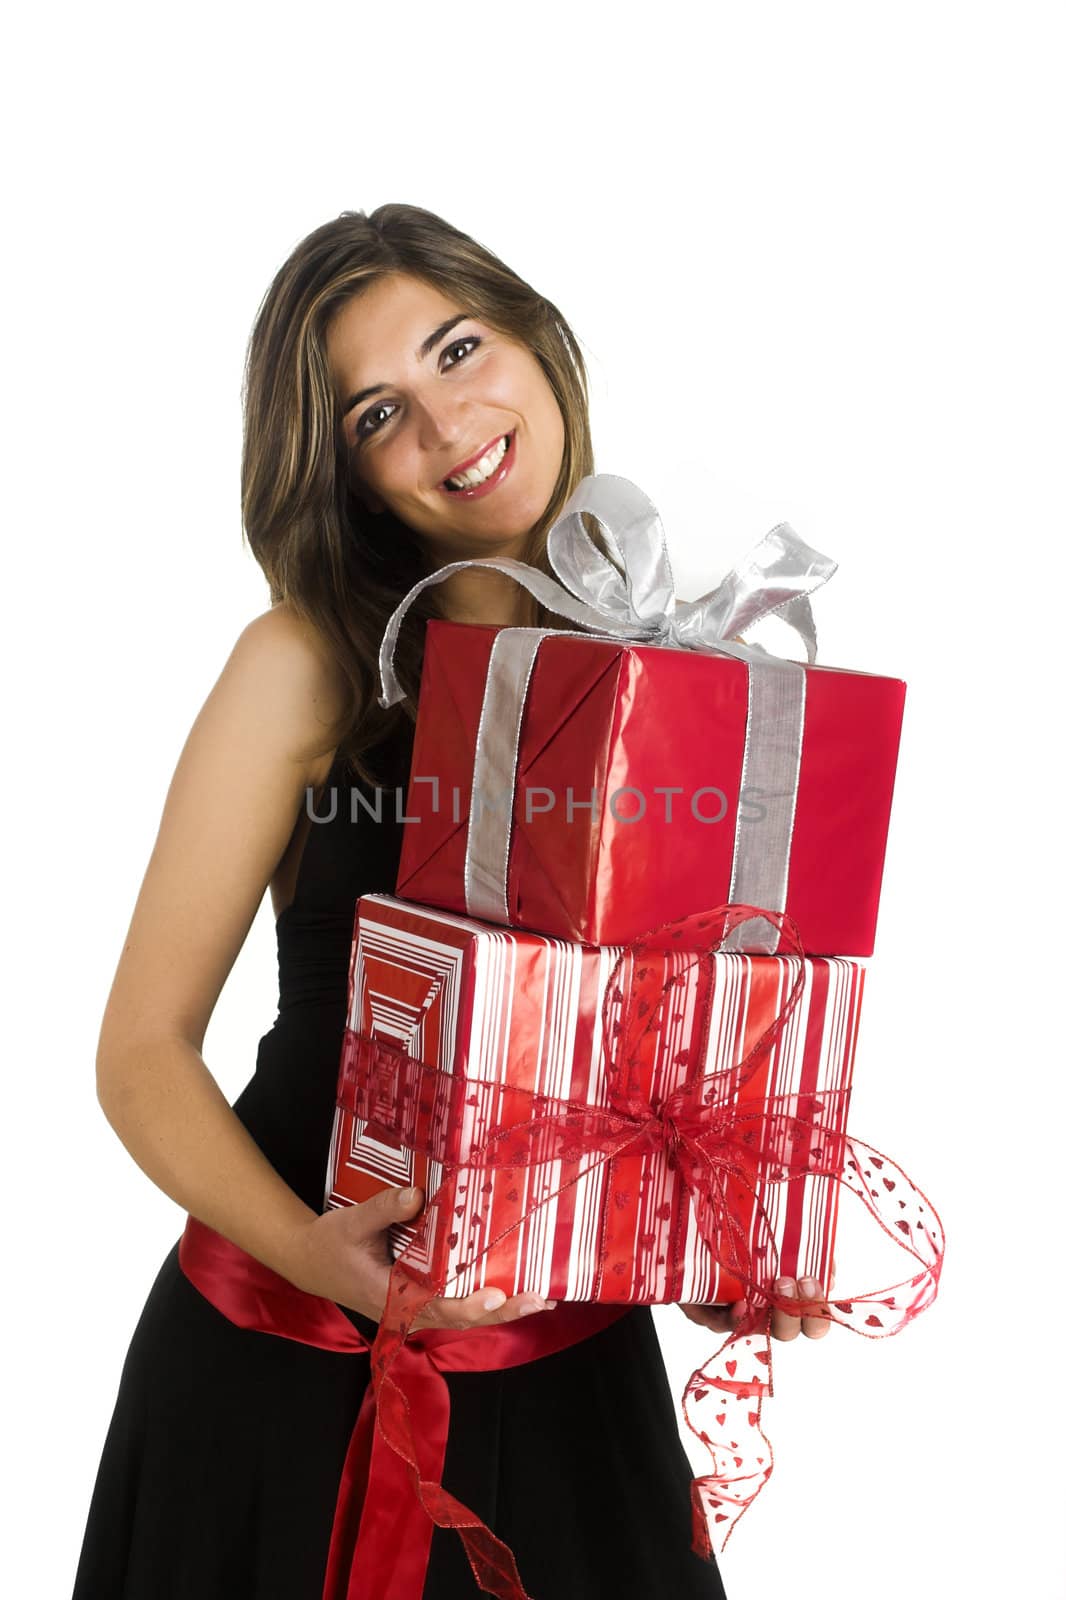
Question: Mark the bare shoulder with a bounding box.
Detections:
[228,601,350,772]
[95,602,353,1068]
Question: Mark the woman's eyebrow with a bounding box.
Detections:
[341,313,470,417]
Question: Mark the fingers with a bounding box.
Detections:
[770,1277,830,1340]
[387,1189,557,1331]
[468,1289,558,1327]
[678,1303,737,1334]
[414,1287,556,1333]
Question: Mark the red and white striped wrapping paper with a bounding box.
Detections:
[325,893,865,1304]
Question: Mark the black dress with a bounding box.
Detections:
[72,722,729,1600]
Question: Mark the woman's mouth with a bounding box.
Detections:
[440,431,516,499]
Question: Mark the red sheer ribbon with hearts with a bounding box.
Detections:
[349,903,945,1598]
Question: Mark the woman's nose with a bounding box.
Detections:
[413,390,465,452]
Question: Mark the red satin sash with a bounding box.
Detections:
[178,1213,632,1599]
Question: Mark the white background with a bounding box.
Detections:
[6,2,1063,1596]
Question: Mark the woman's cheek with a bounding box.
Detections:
[478,347,526,401]
[379,438,421,500]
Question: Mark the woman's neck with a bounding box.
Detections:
[423,534,537,627]
[433,564,533,627]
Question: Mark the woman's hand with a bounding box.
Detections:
[282,1185,556,1333]
[678,1260,836,1342]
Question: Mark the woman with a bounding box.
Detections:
[73,203,830,1599]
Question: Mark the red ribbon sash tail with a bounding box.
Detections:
[178,1215,631,1599]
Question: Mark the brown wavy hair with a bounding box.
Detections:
[240,203,601,787]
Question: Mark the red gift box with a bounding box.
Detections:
[377,474,905,957]
[325,893,865,1305]
[393,619,904,955]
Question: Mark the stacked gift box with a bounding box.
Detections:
[324,473,911,1313]
[329,898,867,1305]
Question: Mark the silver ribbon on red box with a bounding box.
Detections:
[377,474,837,953]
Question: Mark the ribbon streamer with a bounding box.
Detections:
[376,474,839,952]
[178,1216,628,1600]
[350,903,944,1596]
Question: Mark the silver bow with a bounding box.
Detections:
[378,474,837,953]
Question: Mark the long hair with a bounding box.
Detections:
[241,203,599,786]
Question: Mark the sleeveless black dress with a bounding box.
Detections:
[72,722,729,1600]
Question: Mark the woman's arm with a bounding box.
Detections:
[96,606,553,1328]
[95,603,344,1273]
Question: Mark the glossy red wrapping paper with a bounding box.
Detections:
[393,620,905,956]
[325,892,865,1305]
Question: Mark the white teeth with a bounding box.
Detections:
[446,434,509,490]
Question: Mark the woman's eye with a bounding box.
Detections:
[355,401,396,441]
[353,337,480,443]
[442,335,480,368]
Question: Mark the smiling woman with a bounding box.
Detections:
[239,206,602,789]
[326,272,565,566]
[71,205,732,1600]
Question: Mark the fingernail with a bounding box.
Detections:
[775,1277,797,1297]
[799,1276,820,1298]
[481,1290,506,1311]
[519,1299,548,1316]
[398,1186,419,1202]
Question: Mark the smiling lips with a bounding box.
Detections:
[440,431,515,498]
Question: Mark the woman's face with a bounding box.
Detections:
[326,272,567,563]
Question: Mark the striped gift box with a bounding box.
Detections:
[325,893,864,1304]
